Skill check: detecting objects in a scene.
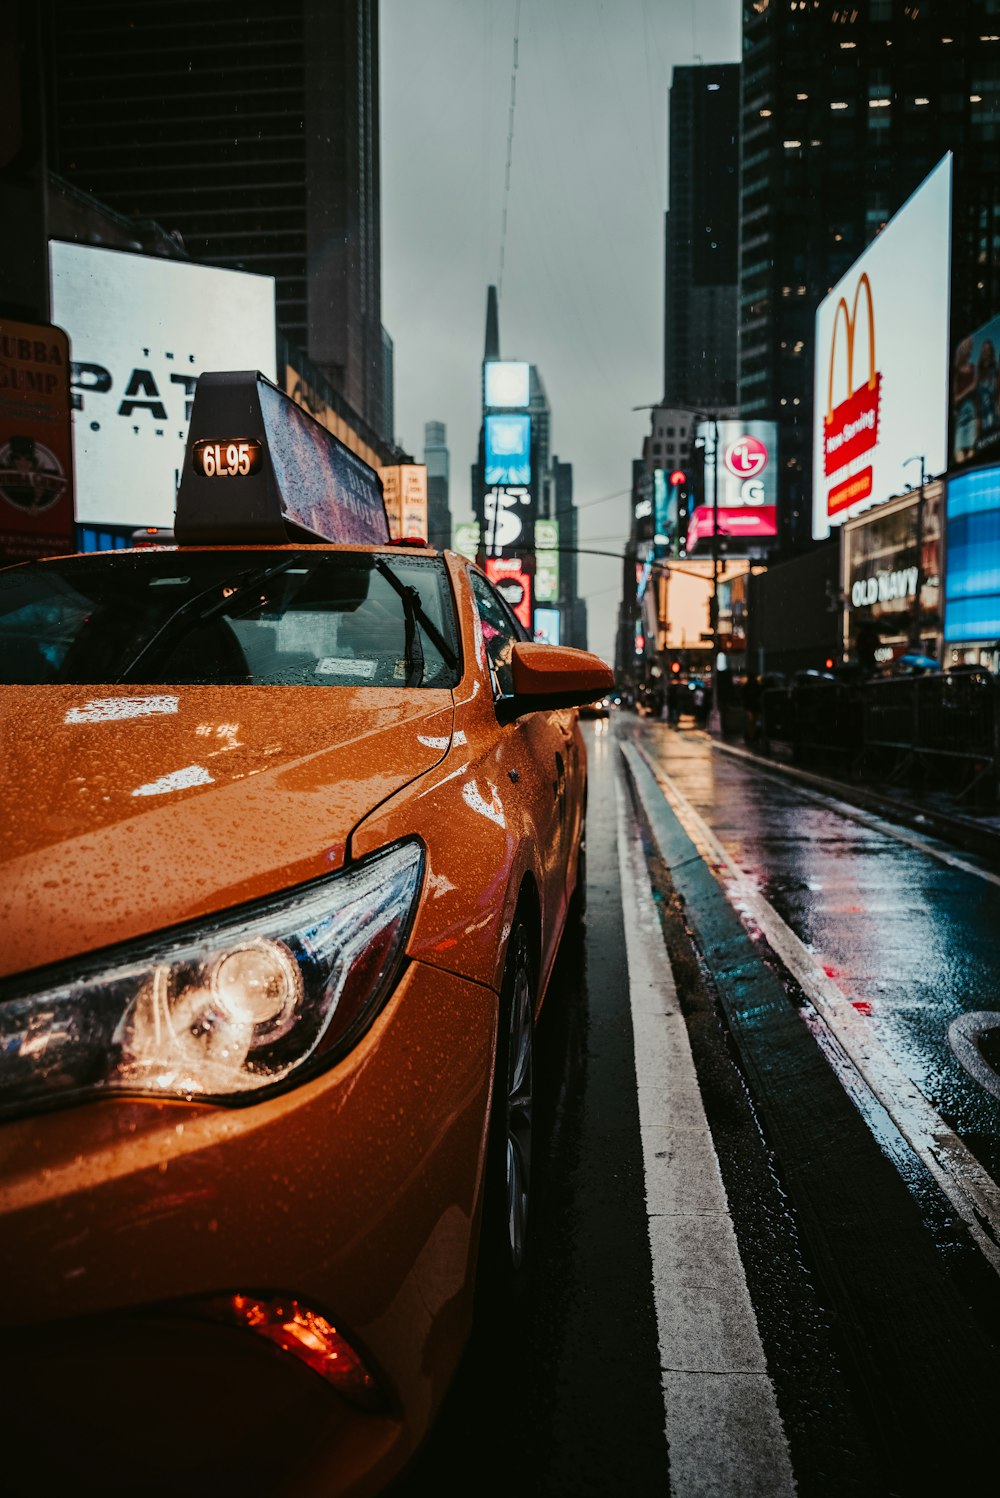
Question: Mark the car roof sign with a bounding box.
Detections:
[174,370,390,546]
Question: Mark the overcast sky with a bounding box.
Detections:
[382,0,741,662]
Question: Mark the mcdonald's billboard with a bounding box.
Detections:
[812,154,951,539]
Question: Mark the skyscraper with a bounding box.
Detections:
[739,2,1000,549]
[664,64,740,413]
[44,0,388,438]
[423,420,451,552]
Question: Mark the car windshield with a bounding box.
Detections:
[0,550,461,689]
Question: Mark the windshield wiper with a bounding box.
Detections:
[373,558,458,687]
[115,553,306,683]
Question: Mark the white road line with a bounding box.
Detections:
[614,763,797,1498]
[713,739,1000,889]
[630,740,1000,1278]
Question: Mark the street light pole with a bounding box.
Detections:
[708,414,722,735]
[903,454,927,652]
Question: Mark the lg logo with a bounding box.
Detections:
[724,436,768,479]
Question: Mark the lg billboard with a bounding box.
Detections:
[50,242,276,528]
[689,420,778,556]
[812,154,951,539]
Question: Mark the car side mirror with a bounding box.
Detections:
[498,642,615,722]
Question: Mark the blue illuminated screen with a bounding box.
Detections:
[944,466,1000,641]
[653,469,678,558]
[485,415,531,486]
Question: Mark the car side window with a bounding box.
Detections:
[470,570,525,700]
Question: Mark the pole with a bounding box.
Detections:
[708,416,722,734]
[904,454,926,652]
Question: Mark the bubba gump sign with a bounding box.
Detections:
[0,320,74,562]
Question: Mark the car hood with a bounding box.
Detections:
[0,685,454,979]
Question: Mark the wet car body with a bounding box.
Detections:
[0,541,611,1496]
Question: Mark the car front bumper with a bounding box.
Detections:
[0,959,497,1496]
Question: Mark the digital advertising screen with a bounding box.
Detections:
[688,420,778,556]
[944,465,1000,643]
[952,311,1000,471]
[485,414,531,486]
[699,421,779,511]
[486,555,532,631]
[812,154,951,538]
[535,518,560,603]
[534,607,561,646]
[484,360,530,408]
[50,241,276,528]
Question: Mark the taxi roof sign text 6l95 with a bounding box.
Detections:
[174,371,390,546]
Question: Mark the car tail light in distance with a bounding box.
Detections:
[0,841,423,1117]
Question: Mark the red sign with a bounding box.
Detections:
[0,320,75,562]
[686,504,777,549]
[828,466,873,516]
[822,271,882,516]
[823,374,882,476]
[486,556,533,631]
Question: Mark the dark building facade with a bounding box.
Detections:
[44,0,388,438]
[423,420,452,552]
[664,63,740,412]
[740,0,1000,550]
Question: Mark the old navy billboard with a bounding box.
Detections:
[812,154,951,538]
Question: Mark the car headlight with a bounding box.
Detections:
[0,841,423,1118]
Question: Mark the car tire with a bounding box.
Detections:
[479,920,535,1295]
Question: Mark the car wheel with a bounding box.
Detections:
[481,921,535,1288]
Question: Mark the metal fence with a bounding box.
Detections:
[754,670,999,803]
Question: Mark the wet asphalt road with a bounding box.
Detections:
[394,716,1000,1497]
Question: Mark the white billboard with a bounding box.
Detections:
[484,360,530,408]
[50,242,276,527]
[812,154,951,539]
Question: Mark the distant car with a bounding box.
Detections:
[0,434,613,1491]
[579,692,613,718]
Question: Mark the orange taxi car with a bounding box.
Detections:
[0,375,612,1497]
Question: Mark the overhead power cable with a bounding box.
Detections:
[498,0,522,300]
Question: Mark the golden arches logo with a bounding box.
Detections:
[827,272,876,424]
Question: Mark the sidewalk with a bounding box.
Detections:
[636,715,1000,863]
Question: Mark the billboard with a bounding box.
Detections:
[690,420,778,555]
[534,607,561,646]
[486,555,532,631]
[535,517,560,602]
[653,469,681,558]
[382,464,428,540]
[944,465,1000,643]
[812,154,951,538]
[484,360,530,408]
[49,241,276,528]
[0,318,74,562]
[453,521,481,560]
[952,312,1000,470]
[686,504,778,549]
[485,414,531,486]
